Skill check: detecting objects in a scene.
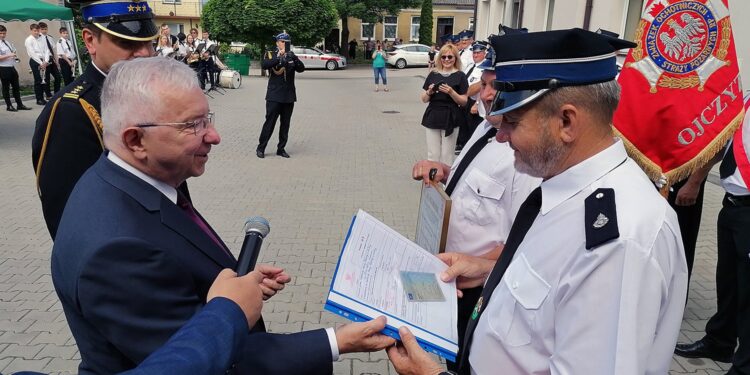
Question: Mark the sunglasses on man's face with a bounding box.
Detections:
[441,55,455,60]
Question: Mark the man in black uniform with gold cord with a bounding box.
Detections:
[31,0,163,239]
[256,32,304,159]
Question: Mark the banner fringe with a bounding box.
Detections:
[612,108,745,187]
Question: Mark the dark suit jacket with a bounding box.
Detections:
[121,297,247,375]
[262,49,305,103]
[52,155,333,375]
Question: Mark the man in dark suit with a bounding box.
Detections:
[256,32,304,159]
[52,57,394,375]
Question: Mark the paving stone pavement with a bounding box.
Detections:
[0,64,735,374]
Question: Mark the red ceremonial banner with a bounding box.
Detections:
[613,0,745,184]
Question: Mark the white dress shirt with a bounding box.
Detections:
[25,35,48,64]
[57,37,76,60]
[106,151,341,360]
[0,39,16,67]
[445,121,541,256]
[469,140,688,375]
[41,34,56,59]
[462,62,483,102]
[460,46,473,70]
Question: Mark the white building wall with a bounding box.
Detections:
[476,0,750,89]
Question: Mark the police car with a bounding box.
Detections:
[291,47,347,70]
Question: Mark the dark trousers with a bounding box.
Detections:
[667,176,707,281]
[705,196,750,374]
[58,58,74,86]
[446,286,483,372]
[258,101,294,152]
[44,61,61,96]
[0,66,23,107]
[29,59,44,102]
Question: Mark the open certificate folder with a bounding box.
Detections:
[325,210,458,361]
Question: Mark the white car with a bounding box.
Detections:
[386,44,432,69]
[291,47,347,70]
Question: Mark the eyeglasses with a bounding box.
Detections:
[441,55,455,60]
[136,112,215,136]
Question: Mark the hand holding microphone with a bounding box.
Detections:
[235,216,290,300]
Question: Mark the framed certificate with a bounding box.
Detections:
[415,183,451,255]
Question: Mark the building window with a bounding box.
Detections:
[383,16,398,41]
[545,0,555,30]
[361,23,375,39]
[411,16,420,41]
[469,17,474,32]
[163,0,182,3]
[623,0,645,41]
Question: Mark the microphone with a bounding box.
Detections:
[235,216,270,276]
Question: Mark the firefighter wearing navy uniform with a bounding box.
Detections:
[31,0,194,239]
[256,32,305,159]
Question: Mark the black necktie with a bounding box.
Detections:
[457,186,543,371]
[444,128,497,196]
[44,36,54,58]
[720,143,737,179]
[465,64,475,79]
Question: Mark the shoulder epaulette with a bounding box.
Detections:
[61,82,94,101]
[584,188,620,250]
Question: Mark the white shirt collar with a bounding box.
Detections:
[107,152,178,204]
[92,61,107,77]
[540,139,628,214]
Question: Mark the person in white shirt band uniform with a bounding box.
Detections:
[25,23,49,105]
[389,28,688,375]
[0,24,32,111]
[57,26,77,86]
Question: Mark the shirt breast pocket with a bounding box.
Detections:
[461,169,506,226]
[488,254,550,347]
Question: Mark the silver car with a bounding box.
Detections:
[291,47,347,70]
[386,44,432,69]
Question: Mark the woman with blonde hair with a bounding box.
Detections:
[155,35,174,58]
[419,44,468,164]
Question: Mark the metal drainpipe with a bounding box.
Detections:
[518,0,525,28]
[583,0,593,30]
[472,0,479,35]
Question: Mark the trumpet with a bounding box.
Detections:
[4,40,20,63]
[40,64,46,84]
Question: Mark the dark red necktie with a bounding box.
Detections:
[177,193,232,258]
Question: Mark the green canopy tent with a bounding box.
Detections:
[0,0,73,22]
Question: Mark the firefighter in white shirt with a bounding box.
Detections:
[389,28,688,375]
[24,23,49,105]
[411,43,540,372]
[57,26,77,86]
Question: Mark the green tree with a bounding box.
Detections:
[202,0,338,49]
[336,0,421,53]
[418,0,433,45]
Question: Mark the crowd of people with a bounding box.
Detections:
[7,0,750,374]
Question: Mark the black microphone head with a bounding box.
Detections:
[244,216,270,237]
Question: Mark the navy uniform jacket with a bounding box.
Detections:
[262,49,305,103]
[52,155,333,375]
[31,63,105,239]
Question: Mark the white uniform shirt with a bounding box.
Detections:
[25,35,48,64]
[445,121,541,256]
[721,107,750,196]
[462,62,483,101]
[0,39,16,67]
[41,34,56,59]
[57,38,76,60]
[460,46,473,69]
[469,140,688,375]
